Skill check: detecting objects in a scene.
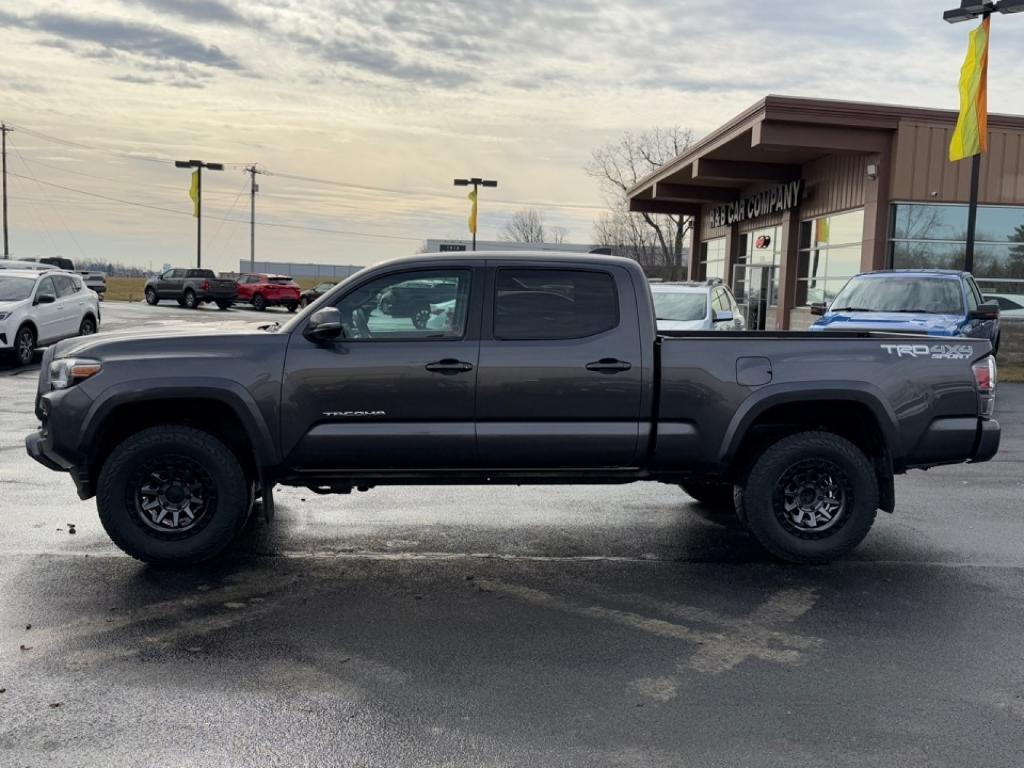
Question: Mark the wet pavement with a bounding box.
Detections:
[1,303,1022,766]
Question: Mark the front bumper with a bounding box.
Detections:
[25,428,93,498]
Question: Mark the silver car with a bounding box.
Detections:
[651,280,746,332]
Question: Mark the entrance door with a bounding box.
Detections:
[734,264,774,331]
[280,265,483,470]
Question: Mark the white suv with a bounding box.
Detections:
[0,269,100,366]
[650,280,747,332]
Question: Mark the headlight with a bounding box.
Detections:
[50,358,102,390]
[0,311,10,321]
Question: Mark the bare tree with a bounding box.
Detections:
[586,127,694,279]
[499,208,547,243]
[549,225,569,244]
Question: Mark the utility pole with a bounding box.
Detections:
[174,159,224,269]
[1,123,12,258]
[245,165,263,272]
[453,177,498,251]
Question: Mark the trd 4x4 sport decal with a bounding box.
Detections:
[880,343,974,360]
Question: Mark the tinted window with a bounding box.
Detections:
[831,276,964,315]
[963,279,978,311]
[36,277,57,301]
[494,269,618,340]
[170,269,186,279]
[187,269,216,278]
[334,269,471,340]
[54,275,77,297]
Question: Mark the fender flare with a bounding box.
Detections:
[718,382,904,466]
[79,377,278,467]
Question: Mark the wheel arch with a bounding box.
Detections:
[82,381,278,493]
[720,384,903,476]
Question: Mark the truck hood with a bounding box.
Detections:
[53,320,276,359]
[812,312,963,336]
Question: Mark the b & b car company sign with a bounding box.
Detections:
[709,179,804,229]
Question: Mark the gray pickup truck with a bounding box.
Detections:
[26,252,1000,565]
[144,268,236,310]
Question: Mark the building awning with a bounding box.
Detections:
[626,95,1022,216]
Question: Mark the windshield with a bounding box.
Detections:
[830,276,964,315]
[651,290,708,322]
[0,276,36,301]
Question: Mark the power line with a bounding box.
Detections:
[5,171,424,242]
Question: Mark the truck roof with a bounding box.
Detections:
[378,250,645,271]
[853,269,968,279]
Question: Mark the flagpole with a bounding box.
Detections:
[965,152,981,273]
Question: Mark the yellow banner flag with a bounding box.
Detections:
[467,188,478,235]
[949,16,989,162]
[189,170,200,217]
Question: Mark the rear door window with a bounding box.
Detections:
[493,269,618,340]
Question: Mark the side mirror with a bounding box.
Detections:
[712,310,734,323]
[35,294,56,305]
[970,302,1000,321]
[304,307,343,341]
[809,302,827,316]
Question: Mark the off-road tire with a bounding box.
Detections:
[145,288,158,305]
[741,431,878,564]
[96,425,251,564]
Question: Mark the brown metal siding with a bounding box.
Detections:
[800,154,866,219]
[891,120,1024,204]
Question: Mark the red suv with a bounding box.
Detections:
[235,274,301,312]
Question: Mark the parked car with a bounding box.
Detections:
[236,273,301,312]
[810,269,1001,353]
[650,280,746,331]
[378,277,458,328]
[0,260,55,271]
[27,252,999,566]
[300,281,337,308]
[984,293,1024,318]
[77,270,107,299]
[1,269,100,365]
[144,268,237,309]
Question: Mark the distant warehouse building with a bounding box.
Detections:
[627,95,1024,332]
[423,239,605,254]
[239,260,363,280]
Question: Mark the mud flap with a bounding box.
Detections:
[261,482,275,523]
[875,451,895,514]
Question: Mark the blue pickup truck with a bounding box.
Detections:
[810,269,1001,353]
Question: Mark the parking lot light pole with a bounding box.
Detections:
[453,177,498,251]
[942,0,1024,271]
[175,159,224,269]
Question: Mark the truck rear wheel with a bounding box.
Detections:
[679,480,742,527]
[184,290,198,309]
[741,431,878,564]
[96,425,251,564]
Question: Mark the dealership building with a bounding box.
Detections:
[627,95,1024,331]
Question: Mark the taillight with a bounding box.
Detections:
[972,355,997,418]
[202,280,210,291]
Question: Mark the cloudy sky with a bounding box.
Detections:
[2,0,1023,272]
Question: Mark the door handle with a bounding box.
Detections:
[585,358,632,373]
[425,359,474,374]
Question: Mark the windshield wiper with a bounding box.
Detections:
[829,306,874,312]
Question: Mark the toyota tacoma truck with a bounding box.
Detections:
[26,253,1001,565]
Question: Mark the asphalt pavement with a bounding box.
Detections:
[1,302,1022,767]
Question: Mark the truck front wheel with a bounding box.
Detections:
[96,425,251,564]
[741,431,878,564]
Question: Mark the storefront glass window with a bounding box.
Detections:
[733,226,781,308]
[796,209,864,305]
[890,203,1024,295]
[699,237,726,280]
